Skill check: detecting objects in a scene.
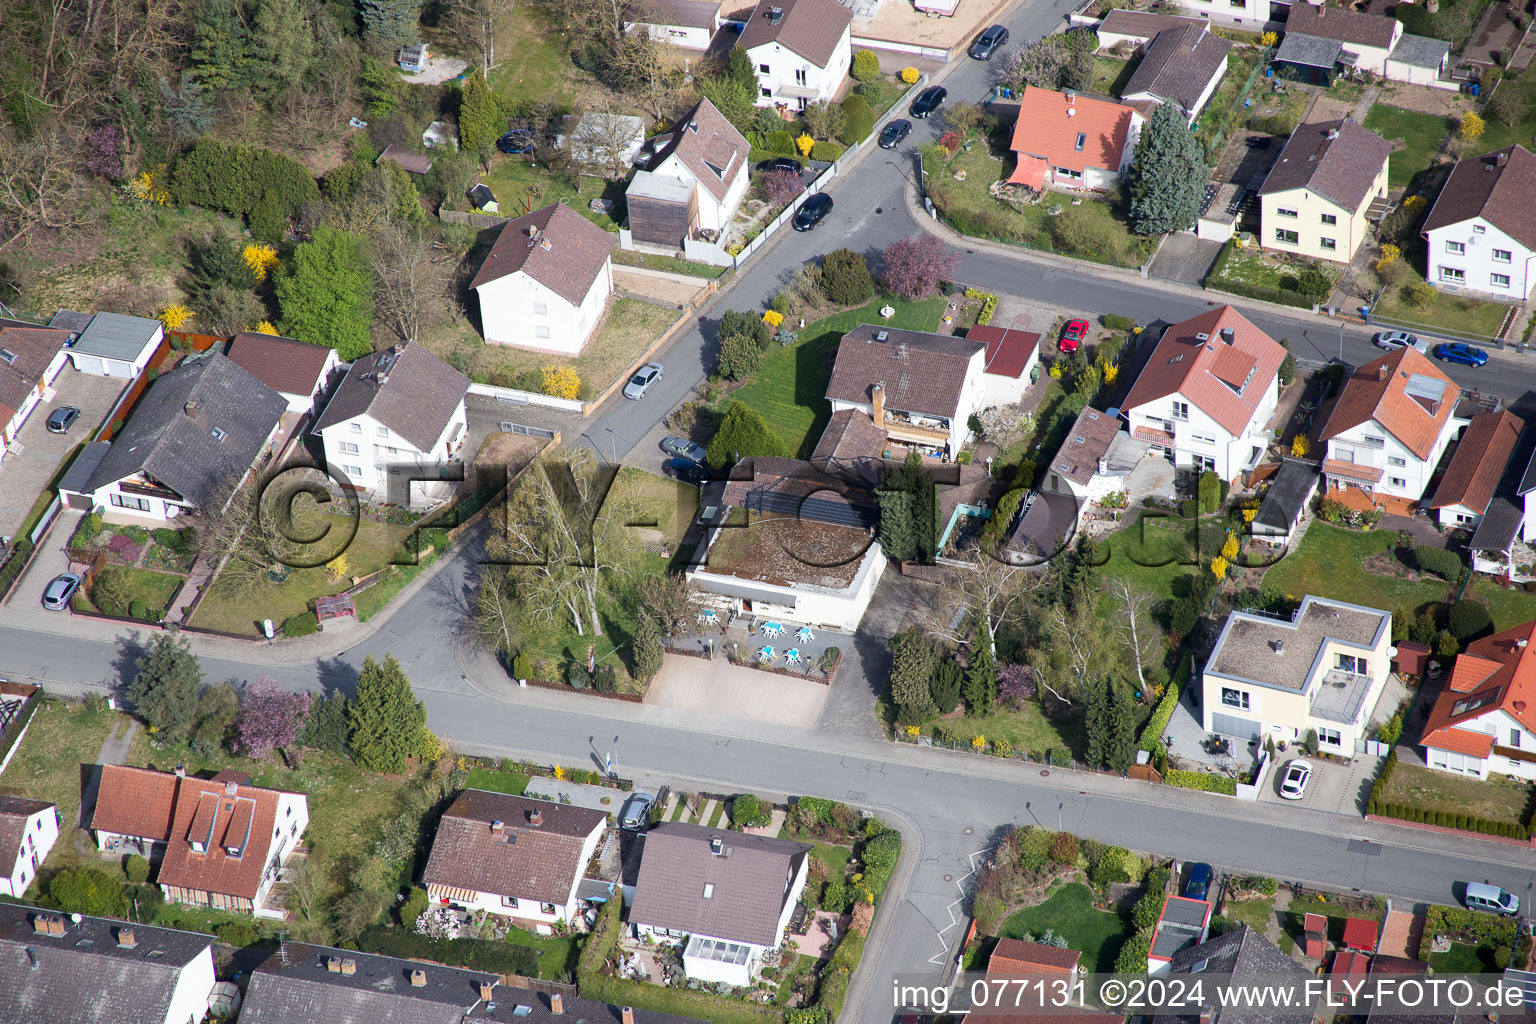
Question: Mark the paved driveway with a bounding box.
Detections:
[0,368,124,538]
[1260,754,1382,816]
[646,654,830,727]
[8,508,83,613]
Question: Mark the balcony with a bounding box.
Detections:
[1309,669,1373,725]
[118,478,182,501]
[883,410,950,444]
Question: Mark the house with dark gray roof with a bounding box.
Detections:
[241,943,498,1024]
[629,822,811,987]
[313,343,470,501]
[1250,458,1320,545]
[0,794,57,897]
[628,97,751,248]
[471,202,617,356]
[64,311,164,378]
[1121,24,1232,123]
[1278,3,1402,77]
[0,903,217,1024]
[469,990,709,1024]
[740,0,852,111]
[826,324,987,459]
[1153,926,1313,1024]
[67,352,287,522]
[1423,145,1536,301]
[422,790,608,934]
[1259,120,1391,263]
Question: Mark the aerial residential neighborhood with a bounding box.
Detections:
[3,0,1536,1020]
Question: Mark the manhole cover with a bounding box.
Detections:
[943,874,953,881]
[964,827,973,834]
[875,207,883,214]
[1040,770,1050,777]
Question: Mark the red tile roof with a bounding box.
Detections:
[470,202,617,303]
[1010,86,1140,176]
[0,326,69,425]
[972,325,1041,379]
[1421,619,1536,755]
[1322,458,1385,483]
[1319,346,1460,460]
[1122,305,1286,437]
[1342,917,1378,953]
[157,775,294,902]
[225,332,334,398]
[1331,949,1373,977]
[1422,145,1536,252]
[1427,409,1525,514]
[90,765,179,841]
[988,937,1083,974]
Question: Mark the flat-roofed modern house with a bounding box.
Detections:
[240,943,499,1024]
[421,791,608,934]
[1419,619,1536,780]
[61,311,164,378]
[66,352,287,522]
[0,795,58,897]
[90,765,308,916]
[629,823,811,987]
[1201,596,1392,753]
[1146,895,1212,974]
[0,903,217,1024]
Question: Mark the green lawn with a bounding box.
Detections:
[608,467,700,550]
[1277,898,1384,950]
[613,249,727,279]
[465,767,531,795]
[922,137,1152,269]
[80,567,184,619]
[999,882,1132,974]
[1209,243,1338,295]
[1223,897,1275,934]
[722,296,946,459]
[1193,49,1264,161]
[479,155,625,232]
[1368,254,1515,343]
[1363,105,1454,188]
[505,928,580,980]
[0,699,120,855]
[1429,940,1497,973]
[485,4,595,106]
[191,517,415,635]
[929,704,1080,759]
[1476,67,1536,153]
[811,841,851,881]
[1379,760,1532,823]
[1264,523,1536,628]
[472,297,683,399]
[1101,514,1232,625]
[1395,0,1497,50]
[1092,55,1139,98]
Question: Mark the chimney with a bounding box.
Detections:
[490,819,505,833]
[1220,327,1235,345]
[1097,457,1107,476]
[175,763,186,778]
[30,914,52,935]
[552,993,565,1015]
[115,927,136,949]
[1496,151,1509,166]
[710,836,724,855]
[1064,89,1075,104]
[871,382,886,424]
[623,1008,636,1024]
[1272,640,1284,654]
[529,809,544,827]
[1326,127,1339,140]
[184,401,198,416]
[480,981,495,1002]
[410,968,427,987]
[341,958,357,976]
[327,956,343,973]
[1376,364,1389,382]
[224,780,238,796]
[1200,1008,1217,1024]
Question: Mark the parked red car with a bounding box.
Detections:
[1059,319,1090,352]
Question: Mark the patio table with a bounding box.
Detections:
[795,627,814,642]
[757,646,775,661]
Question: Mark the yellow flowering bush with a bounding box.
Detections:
[1461,112,1484,141]
[553,764,567,780]
[992,738,1012,759]
[1260,31,1278,46]
[1377,243,1401,268]
[900,67,921,84]
[1403,195,1426,211]
[763,309,784,328]
[159,304,192,330]
[971,734,986,752]
[1242,508,1258,524]
[1049,361,1064,379]
[1103,364,1119,385]
[1221,535,1240,561]
[1210,556,1229,580]
[252,320,278,335]
[542,365,581,400]
[124,171,169,206]
[243,242,280,282]
[904,724,920,737]
[325,552,349,582]
[796,133,814,157]
[1291,435,1310,457]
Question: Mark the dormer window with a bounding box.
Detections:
[190,840,206,853]
[0,349,15,365]
[1170,401,1189,421]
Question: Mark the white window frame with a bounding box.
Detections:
[1388,456,1406,467]
[1440,267,1465,283]
[1445,240,1465,255]
[1274,228,1298,244]
[1171,400,1189,421]
[339,441,359,454]
[1277,207,1298,218]
[1221,687,1251,710]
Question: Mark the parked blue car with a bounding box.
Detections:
[1433,342,1489,367]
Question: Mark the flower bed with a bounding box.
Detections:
[1164,769,1238,795]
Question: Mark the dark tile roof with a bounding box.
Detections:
[0,796,53,878]
[1389,33,1450,69]
[1422,145,1536,252]
[719,456,879,528]
[0,903,213,1024]
[469,202,617,303]
[1275,32,1345,69]
[637,0,721,30]
[422,790,607,905]
[1469,496,1523,552]
[225,332,335,398]
[629,822,811,947]
[646,98,751,203]
[0,326,70,420]
[1156,927,1312,1024]
[469,990,708,1024]
[1259,120,1391,212]
[1253,458,1318,534]
[1050,406,1123,487]
[48,309,96,333]
[1122,25,1232,112]
[1428,409,1525,514]
[84,352,286,512]
[1286,2,1399,47]
[738,0,852,68]
[811,408,888,466]
[971,324,1041,379]
[242,943,498,1024]
[314,343,470,453]
[378,145,434,175]
[1097,9,1207,39]
[826,324,983,420]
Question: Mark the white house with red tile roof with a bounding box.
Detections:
[1121,305,1285,481]
[1420,620,1536,780]
[1317,347,1464,503]
[1008,86,1144,193]
[1426,409,1524,528]
[972,324,1042,407]
[0,796,57,898]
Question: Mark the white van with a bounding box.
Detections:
[1463,882,1520,916]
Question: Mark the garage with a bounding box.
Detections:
[64,311,163,379]
[1211,712,1262,742]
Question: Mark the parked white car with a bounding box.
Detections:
[1279,759,1312,800]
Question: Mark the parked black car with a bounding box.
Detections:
[878,119,912,149]
[792,192,833,231]
[663,457,708,486]
[968,24,1009,60]
[909,86,947,119]
[758,157,803,174]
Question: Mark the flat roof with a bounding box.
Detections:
[699,513,874,590]
[1309,665,1375,724]
[71,312,161,361]
[1208,596,1388,692]
[627,169,697,204]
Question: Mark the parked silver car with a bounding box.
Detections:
[41,573,82,611]
[623,362,664,400]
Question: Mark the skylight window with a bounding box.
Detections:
[1074,132,1086,152]
[703,883,715,898]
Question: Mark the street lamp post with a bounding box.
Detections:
[608,735,619,778]
[1339,320,1345,363]
[606,428,617,464]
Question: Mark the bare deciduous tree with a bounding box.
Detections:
[1108,577,1158,695]
[571,102,644,179]
[0,128,108,250]
[924,552,1047,652]
[449,0,518,72]
[370,220,436,344]
[977,405,1035,451]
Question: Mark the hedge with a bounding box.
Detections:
[355,926,540,976]
[810,140,844,162]
[1103,314,1136,331]
[816,929,867,1020]
[1165,770,1237,795]
[1414,545,1464,582]
[1138,656,1189,751]
[964,287,999,326]
[283,611,319,637]
[0,538,35,597]
[1207,241,1313,309]
[1368,749,1532,837]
